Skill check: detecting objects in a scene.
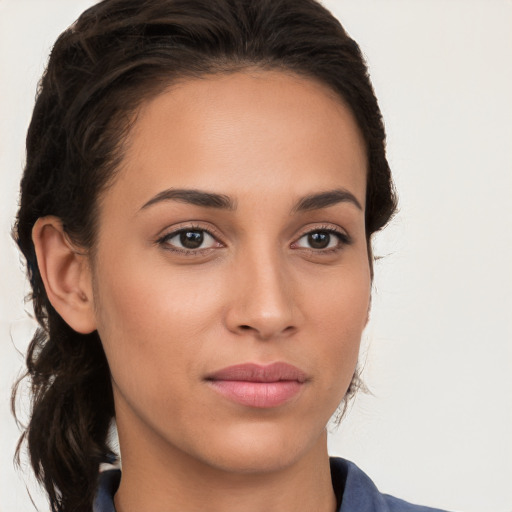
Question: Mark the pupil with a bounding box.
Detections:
[180,230,203,249]
[308,231,330,249]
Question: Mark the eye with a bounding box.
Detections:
[293,229,349,251]
[159,228,220,252]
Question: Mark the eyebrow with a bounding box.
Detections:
[292,189,362,213]
[140,187,362,213]
[140,188,236,211]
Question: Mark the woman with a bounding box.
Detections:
[12,0,449,511]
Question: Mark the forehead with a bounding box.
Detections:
[102,70,367,215]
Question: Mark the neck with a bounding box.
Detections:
[114,426,337,512]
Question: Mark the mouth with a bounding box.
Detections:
[205,362,308,408]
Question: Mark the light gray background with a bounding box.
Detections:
[1,1,511,511]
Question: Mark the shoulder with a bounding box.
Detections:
[93,468,120,512]
[330,457,452,512]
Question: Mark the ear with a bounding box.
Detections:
[32,216,97,334]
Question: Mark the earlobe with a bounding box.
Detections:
[32,216,97,334]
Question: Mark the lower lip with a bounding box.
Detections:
[208,380,303,408]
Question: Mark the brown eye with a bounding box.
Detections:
[180,230,204,249]
[160,229,219,251]
[294,229,348,251]
[307,231,331,249]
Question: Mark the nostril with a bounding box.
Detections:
[239,325,252,331]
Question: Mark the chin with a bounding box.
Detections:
[190,419,327,475]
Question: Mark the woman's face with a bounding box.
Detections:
[90,70,370,474]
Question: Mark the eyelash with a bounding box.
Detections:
[156,224,351,256]
[156,224,222,256]
[292,225,352,254]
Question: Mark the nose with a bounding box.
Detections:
[224,247,300,340]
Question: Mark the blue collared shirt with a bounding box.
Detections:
[93,457,449,512]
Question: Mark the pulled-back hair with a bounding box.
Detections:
[13,0,397,510]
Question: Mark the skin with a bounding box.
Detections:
[34,70,370,512]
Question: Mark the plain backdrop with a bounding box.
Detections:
[1,1,511,511]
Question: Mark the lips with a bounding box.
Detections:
[206,362,307,408]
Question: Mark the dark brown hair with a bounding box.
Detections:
[13,0,397,510]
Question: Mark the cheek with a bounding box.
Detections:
[302,259,370,378]
[91,251,227,392]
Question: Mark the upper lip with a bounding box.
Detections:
[206,362,308,383]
